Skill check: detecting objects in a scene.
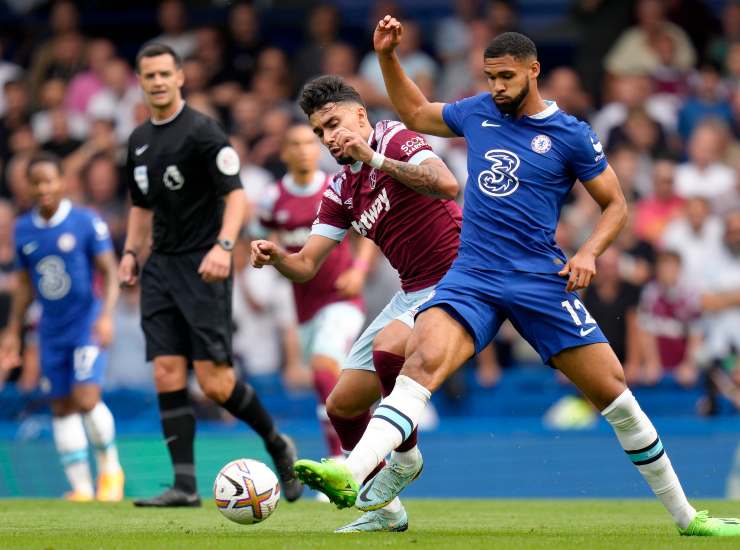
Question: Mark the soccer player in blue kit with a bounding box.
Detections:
[0,153,124,501]
[294,16,740,536]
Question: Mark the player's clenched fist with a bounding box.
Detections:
[334,127,373,164]
[374,14,403,56]
[251,240,284,268]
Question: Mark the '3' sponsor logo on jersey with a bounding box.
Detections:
[477,149,520,198]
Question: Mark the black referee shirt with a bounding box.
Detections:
[126,103,243,254]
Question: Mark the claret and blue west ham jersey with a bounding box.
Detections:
[442,93,607,273]
[13,199,113,344]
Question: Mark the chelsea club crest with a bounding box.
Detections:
[531,134,552,154]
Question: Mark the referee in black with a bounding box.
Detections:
[119,43,303,506]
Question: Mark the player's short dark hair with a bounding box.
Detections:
[27,151,63,178]
[484,32,537,61]
[135,42,182,73]
[298,75,365,117]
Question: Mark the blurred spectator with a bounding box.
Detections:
[28,0,87,104]
[0,199,16,329]
[64,38,115,115]
[434,0,481,68]
[607,107,669,161]
[616,205,656,287]
[608,144,647,200]
[231,135,274,220]
[87,58,141,143]
[649,29,691,96]
[582,247,641,374]
[82,153,126,251]
[675,120,736,204]
[31,77,86,143]
[225,1,266,88]
[541,67,592,121]
[192,27,240,110]
[63,119,118,199]
[0,80,31,165]
[707,1,740,71]
[151,0,196,60]
[0,41,23,118]
[359,20,438,100]
[294,4,341,94]
[484,0,518,37]
[637,250,702,387]
[677,63,732,141]
[662,195,724,287]
[41,109,83,158]
[635,157,684,245]
[5,154,33,212]
[604,0,696,77]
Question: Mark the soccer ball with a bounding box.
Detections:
[213,458,280,525]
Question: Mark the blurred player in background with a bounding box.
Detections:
[253,75,462,532]
[0,152,124,502]
[256,124,374,461]
[297,17,740,537]
[119,43,301,507]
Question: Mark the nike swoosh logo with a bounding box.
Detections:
[164,435,178,445]
[357,476,376,502]
[221,473,244,496]
[135,145,149,156]
[580,326,597,337]
[481,120,501,128]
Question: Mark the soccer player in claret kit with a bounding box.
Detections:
[119,43,302,507]
[251,75,462,532]
[256,123,376,461]
[295,17,740,537]
[0,153,124,502]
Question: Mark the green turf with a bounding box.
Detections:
[1,499,739,549]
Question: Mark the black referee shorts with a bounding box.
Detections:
[140,250,233,365]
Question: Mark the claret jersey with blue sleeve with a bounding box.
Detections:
[442,93,608,273]
[13,199,113,343]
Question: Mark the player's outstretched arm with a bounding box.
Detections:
[94,250,120,347]
[119,206,153,287]
[374,15,455,137]
[0,270,33,371]
[251,234,338,283]
[558,164,628,292]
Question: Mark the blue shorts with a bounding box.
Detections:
[418,267,608,365]
[40,332,107,398]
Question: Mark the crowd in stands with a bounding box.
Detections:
[0,0,738,416]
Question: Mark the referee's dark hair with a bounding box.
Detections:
[484,32,537,61]
[135,42,182,73]
[298,75,366,117]
[27,151,63,178]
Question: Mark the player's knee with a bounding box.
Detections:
[197,368,234,404]
[326,389,364,419]
[372,326,407,356]
[153,357,184,390]
[74,393,99,413]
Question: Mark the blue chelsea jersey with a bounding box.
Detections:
[13,200,113,342]
[442,93,608,273]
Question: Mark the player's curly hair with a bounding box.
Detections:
[298,75,366,117]
[484,32,537,61]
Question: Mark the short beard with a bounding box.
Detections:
[336,155,354,165]
[494,80,530,115]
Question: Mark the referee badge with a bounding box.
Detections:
[531,134,552,154]
[134,165,149,194]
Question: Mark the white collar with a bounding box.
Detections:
[32,199,72,228]
[528,100,559,120]
[350,129,375,174]
[151,100,186,125]
[283,171,326,196]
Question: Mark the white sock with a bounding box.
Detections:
[82,401,121,475]
[53,414,93,496]
[391,446,421,468]
[345,375,430,483]
[382,497,403,514]
[602,389,696,529]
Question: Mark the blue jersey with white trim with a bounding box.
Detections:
[442,93,608,273]
[13,200,113,342]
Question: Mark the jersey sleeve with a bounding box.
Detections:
[442,94,484,137]
[126,140,150,208]
[569,121,608,183]
[194,118,243,196]
[85,211,114,258]
[12,225,28,271]
[310,173,350,242]
[383,128,439,166]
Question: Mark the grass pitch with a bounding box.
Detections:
[1,499,739,549]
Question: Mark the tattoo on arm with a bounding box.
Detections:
[379,158,446,198]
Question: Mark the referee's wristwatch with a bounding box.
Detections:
[217,238,235,252]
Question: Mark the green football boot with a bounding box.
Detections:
[679,510,740,536]
[293,458,358,509]
[334,506,409,533]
